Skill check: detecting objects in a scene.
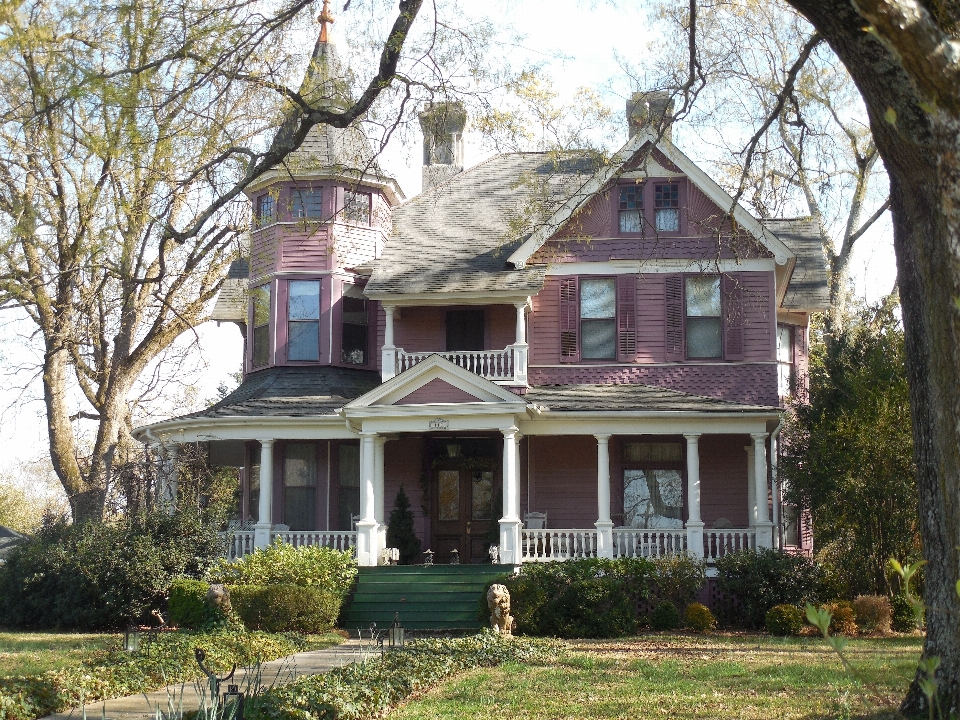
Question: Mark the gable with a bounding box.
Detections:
[390,378,486,405]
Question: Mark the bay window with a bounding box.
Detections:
[256,194,275,227]
[292,188,323,219]
[343,190,371,226]
[287,280,321,362]
[251,284,271,368]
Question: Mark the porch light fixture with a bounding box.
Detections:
[388,613,405,649]
[423,549,434,565]
[223,684,245,720]
[123,624,141,653]
[446,441,462,458]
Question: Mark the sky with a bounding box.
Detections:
[0,0,897,473]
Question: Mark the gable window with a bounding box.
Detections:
[580,277,616,359]
[618,185,643,232]
[292,188,323,219]
[654,183,680,232]
[288,280,321,362]
[251,284,271,368]
[777,324,795,397]
[256,194,275,227]
[341,289,368,364]
[623,442,684,529]
[685,275,721,358]
[343,190,371,226]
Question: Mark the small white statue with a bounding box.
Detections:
[487,583,514,636]
[488,545,500,563]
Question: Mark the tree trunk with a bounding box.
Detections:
[784,1,960,714]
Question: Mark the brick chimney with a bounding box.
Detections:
[419,101,466,191]
[626,91,676,143]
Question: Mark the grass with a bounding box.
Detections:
[389,633,923,720]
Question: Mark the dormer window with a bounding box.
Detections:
[292,188,323,219]
[655,183,680,232]
[618,186,643,233]
[343,190,371,226]
[251,284,271,367]
[288,280,321,361]
[256,194,275,227]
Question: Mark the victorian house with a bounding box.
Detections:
[134,22,827,571]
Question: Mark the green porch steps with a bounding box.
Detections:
[341,564,514,631]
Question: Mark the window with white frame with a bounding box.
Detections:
[777,324,795,397]
[343,190,371,226]
[685,275,722,358]
[618,185,643,232]
[287,280,321,361]
[580,277,617,359]
[654,183,680,232]
[256,194,275,227]
[251,284,271,367]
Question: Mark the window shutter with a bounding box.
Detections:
[559,277,579,362]
[722,273,744,361]
[664,274,684,361]
[616,274,637,361]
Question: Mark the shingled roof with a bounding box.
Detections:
[185,366,381,419]
[763,217,830,311]
[365,153,604,297]
[526,383,778,414]
[210,259,250,324]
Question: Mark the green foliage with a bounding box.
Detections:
[0,510,225,630]
[246,632,560,720]
[781,307,920,598]
[715,548,823,629]
[824,601,858,636]
[168,578,219,630]
[852,595,892,634]
[479,558,654,638]
[206,541,356,596]
[891,593,919,632]
[765,604,803,636]
[684,602,715,632]
[652,553,706,609]
[650,600,680,631]
[386,486,422,565]
[229,584,341,633]
[0,629,304,720]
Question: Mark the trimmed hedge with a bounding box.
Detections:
[765,604,803,636]
[168,578,215,630]
[651,601,680,631]
[246,632,558,720]
[684,602,715,632]
[478,558,654,638]
[229,584,341,633]
[852,595,892,634]
[0,630,304,720]
[206,541,356,595]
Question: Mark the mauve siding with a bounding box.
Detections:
[392,306,516,353]
[699,435,750,528]
[528,436,599,528]
[488,305,516,349]
[394,378,483,405]
[533,237,770,263]
[740,271,776,362]
[332,223,386,270]
[528,363,779,406]
[251,226,281,278]
[280,227,331,271]
[531,278,562,364]
[383,437,429,549]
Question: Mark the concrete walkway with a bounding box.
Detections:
[43,639,364,720]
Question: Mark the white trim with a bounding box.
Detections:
[245,170,405,206]
[132,416,357,443]
[361,290,535,306]
[506,129,795,269]
[546,258,777,275]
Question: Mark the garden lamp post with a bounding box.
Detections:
[388,613,405,649]
[124,624,140,652]
[223,684,245,720]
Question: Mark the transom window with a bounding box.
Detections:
[292,188,323,219]
[256,194,275,227]
[623,441,684,529]
[343,190,371,226]
[654,183,680,232]
[580,277,616,359]
[685,276,722,358]
[341,290,368,364]
[287,280,321,362]
[251,284,271,367]
[618,185,643,232]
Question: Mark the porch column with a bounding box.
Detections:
[375,435,387,558]
[512,301,529,385]
[684,434,704,558]
[594,435,614,559]
[254,439,274,548]
[752,432,773,549]
[499,426,521,564]
[381,306,397,381]
[357,432,380,566]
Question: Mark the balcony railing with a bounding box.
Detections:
[383,344,528,385]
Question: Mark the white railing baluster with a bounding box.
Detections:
[393,348,518,382]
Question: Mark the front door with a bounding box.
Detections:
[433,466,497,563]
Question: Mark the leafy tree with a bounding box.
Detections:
[781,304,919,598]
[386,485,421,564]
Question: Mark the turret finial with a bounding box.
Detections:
[318,0,335,43]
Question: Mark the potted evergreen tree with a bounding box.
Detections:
[387,486,422,565]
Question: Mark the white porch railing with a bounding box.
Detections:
[520,529,598,562]
[225,530,256,561]
[395,348,515,381]
[224,530,357,560]
[703,529,756,562]
[612,529,687,558]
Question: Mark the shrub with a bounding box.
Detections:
[386,485,422,564]
[891,592,921,632]
[168,578,213,629]
[684,602,715,632]
[765,604,803,636]
[206,540,356,595]
[652,553,706,609]
[650,600,680,631]
[0,510,225,630]
[715,548,824,629]
[230,584,341,633]
[478,557,654,638]
[852,595,892,634]
[825,601,858,635]
[247,632,559,720]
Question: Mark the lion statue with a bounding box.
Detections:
[486,583,515,636]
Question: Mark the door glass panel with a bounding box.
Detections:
[623,469,684,529]
[472,470,493,520]
[438,470,460,521]
[284,443,316,531]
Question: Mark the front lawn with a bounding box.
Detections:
[0,632,118,677]
[389,634,923,719]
